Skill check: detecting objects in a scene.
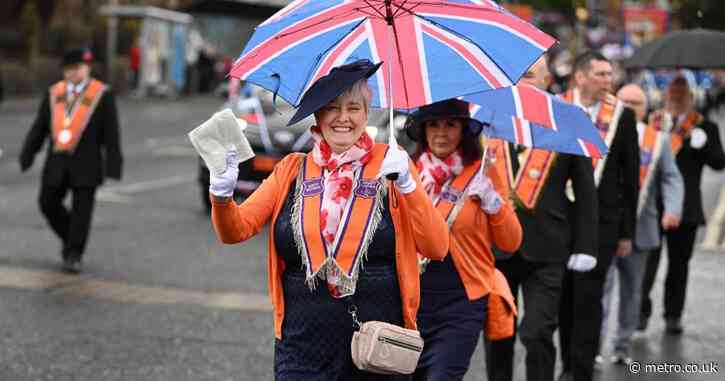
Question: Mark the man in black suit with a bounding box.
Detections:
[640,76,725,335]
[557,51,640,380]
[19,48,123,273]
[485,56,599,381]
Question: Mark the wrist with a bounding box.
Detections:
[211,195,233,203]
[480,193,503,214]
[395,171,416,194]
[209,183,234,198]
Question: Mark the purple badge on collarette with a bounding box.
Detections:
[302,178,323,197]
[440,188,462,204]
[354,179,379,199]
[596,122,609,133]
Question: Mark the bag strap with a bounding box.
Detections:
[343,296,362,330]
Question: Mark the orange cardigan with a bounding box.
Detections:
[211,150,449,339]
[443,161,522,301]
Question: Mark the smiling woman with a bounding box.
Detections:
[208,59,450,380]
[405,98,522,381]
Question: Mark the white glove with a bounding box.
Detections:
[378,144,416,194]
[689,127,707,149]
[567,253,597,272]
[468,172,503,214]
[209,149,239,197]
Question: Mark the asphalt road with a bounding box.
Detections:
[1,95,723,380]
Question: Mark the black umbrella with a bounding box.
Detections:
[625,28,725,69]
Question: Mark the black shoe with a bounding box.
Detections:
[611,350,632,366]
[62,251,83,274]
[62,258,75,273]
[666,318,683,335]
[63,258,82,274]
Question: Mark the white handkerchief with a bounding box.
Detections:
[188,108,255,175]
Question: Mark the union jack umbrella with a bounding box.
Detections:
[463,84,609,158]
[229,0,556,112]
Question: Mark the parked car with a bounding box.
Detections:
[199,83,411,212]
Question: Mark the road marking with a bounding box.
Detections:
[151,145,197,157]
[0,265,272,312]
[103,174,191,193]
[700,185,725,251]
[97,175,193,203]
[145,136,198,157]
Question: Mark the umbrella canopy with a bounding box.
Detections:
[230,0,556,110]
[625,28,725,69]
[463,84,608,158]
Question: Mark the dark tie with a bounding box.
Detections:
[69,88,80,107]
[509,142,521,175]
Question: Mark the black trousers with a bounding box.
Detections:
[484,255,565,381]
[38,179,97,259]
[641,224,698,321]
[557,246,615,381]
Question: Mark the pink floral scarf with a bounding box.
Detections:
[416,149,464,201]
[310,126,374,252]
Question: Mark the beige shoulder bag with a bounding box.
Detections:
[347,300,424,374]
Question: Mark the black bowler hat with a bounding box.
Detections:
[287,59,383,126]
[62,48,94,67]
[405,98,484,142]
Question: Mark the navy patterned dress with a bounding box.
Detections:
[273,188,411,381]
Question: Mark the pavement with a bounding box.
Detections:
[1,95,724,380]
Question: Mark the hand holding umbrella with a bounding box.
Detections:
[378,143,416,193]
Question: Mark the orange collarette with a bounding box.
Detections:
[50,79,106,153]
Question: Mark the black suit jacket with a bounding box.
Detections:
[676,119,725,225]
[19,82,123,187]
[595,107,639,250]
[512,149,599,263]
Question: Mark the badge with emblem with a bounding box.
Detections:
[58,129,72,144]
[302,178,324,197]
[528,168,541,179]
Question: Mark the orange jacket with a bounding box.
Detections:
[486,268,518,340]
[211,150,449,339]
[443,161,522,301]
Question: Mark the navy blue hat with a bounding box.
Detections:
[287,59,382,126]
[405,98,484,141]
[62,48,94,67]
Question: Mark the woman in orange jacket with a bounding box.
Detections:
[407,99,523,381]
[208,60,449,380]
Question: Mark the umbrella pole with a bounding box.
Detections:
[383,16,401,181]
[479,132,489,178]
[387,21,397,148]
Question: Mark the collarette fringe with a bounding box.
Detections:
[290,157,387,296]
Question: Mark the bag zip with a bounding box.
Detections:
[377,336,423,352]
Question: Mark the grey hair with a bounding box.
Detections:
[337,79,373,111]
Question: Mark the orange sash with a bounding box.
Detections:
[637,122,665,216]
[434,160,482,224]
[50,79,106,153]
[649,109,702,155]
[292,144,387,296]
[561,88,622,186]
[488,139,556,210]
